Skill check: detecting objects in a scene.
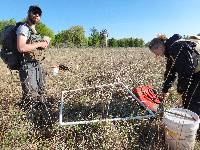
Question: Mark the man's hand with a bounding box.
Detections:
[38,41,49,49]
[43,36,51,45]
[158,92,169,102]
[37,36,50,50]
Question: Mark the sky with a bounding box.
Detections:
[0,0,200,43]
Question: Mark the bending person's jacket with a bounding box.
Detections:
[162,34,199,94]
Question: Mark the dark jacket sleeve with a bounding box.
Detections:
[173,43,195,93]
[162,56,177,93]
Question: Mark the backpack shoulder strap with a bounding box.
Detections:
[24,23,36,34]
[14,22,26,31]
[15,22,35,34]
[172,37,200,54]
[188,36,200,54]
[16,22,36,42]
[189,35,200,40]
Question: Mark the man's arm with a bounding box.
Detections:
[162,57,177,93]
[17,34,48,53]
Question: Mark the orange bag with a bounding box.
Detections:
[133,85,161,112]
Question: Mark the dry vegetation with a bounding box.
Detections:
[0,47,199,149]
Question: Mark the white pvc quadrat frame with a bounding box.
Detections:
[59,81,156,126]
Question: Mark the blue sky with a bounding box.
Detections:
[0,0,200,42]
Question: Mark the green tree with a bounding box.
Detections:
[133,38,140,47]
[89,27,100,47]
[0,19,16,44]
[117,39,126,47]
[52,31,64,47]
[67,25,87,47]
[0,19,16,32]
[54,26,87,47]
[108,38,118,47]
[87,36,93,47]
[123,38,130,47]
[113,37,145,48]
[128,37,134,47]
[139,39,145,47]
[36,22,55,45]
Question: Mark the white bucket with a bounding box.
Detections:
[163,108,199,150]
[52,67,59,76]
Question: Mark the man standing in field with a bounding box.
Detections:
[16,5,51,120]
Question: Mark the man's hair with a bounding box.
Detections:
[28,5,42,16]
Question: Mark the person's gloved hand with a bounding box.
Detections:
[157,92,169,102]
[37,36,51,50]
[156,92,167,114]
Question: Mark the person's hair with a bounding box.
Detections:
[148,34,167,50]
[28,5,42,16]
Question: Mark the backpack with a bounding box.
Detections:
[175,36,200,73]
[132,85,161,112]
[0,22,27,70]
[188,35,200,53]
[186,36,200,73]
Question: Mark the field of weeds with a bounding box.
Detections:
[0,47,199,149]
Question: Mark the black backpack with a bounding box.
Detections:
[174,36,200,73]
[0,22,27,70]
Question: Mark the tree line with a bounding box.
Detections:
[0,19,145,48]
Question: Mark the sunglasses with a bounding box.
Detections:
[32,10,42,16]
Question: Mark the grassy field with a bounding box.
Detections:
[0,47,199,149]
